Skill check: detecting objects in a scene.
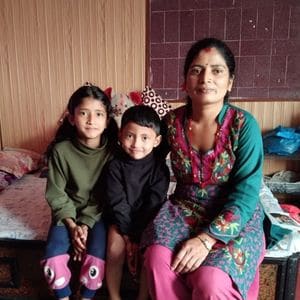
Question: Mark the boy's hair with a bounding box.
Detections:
[46,83,118,158]
[121,105,161,136]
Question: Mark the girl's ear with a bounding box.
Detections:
[118,128,122,138]
[154,135,162,147]
[68,114,75,126]
[105,117,110,129]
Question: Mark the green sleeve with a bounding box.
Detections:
[45,149,77,224]
[207,113,264,243]
[77,193,102,228]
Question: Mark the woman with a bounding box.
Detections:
[142,38,265,300]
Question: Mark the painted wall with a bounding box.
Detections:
[149,0,300,100]
[0,0,146,153]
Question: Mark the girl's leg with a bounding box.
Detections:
[144,245,190,300]
[79,219,107,299]
[105,225,126,300]
[41,225,72,299]
[186,266,243,300]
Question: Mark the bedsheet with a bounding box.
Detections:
[0,172,50,241]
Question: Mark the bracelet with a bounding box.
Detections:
[196,236,212,251]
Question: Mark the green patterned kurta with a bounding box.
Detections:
[142,103,265,299]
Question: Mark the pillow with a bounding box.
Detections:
[141,86,171,119]
[0,148,43,179]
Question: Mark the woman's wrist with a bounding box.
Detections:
[196,234,216,251]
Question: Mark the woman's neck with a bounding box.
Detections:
[190,101,223,124]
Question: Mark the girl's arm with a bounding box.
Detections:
[46,149,77,224]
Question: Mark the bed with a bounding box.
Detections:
[0,148,51,293]
[0,172,50,242]
[0,148,50,243]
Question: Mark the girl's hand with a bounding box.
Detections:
[71,224,88,253]
[72,224,89,261]
[171,235,215,274]
[73,246,84,261]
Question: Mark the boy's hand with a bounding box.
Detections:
[125,240,139,275]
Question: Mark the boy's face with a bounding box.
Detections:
[119,122,161,160]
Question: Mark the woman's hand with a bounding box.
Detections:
[171,234,215,274]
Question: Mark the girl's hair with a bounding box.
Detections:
[121,105,161,136]
[184,37,235,103]
[46,83,118,157]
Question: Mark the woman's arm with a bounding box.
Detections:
[207,113,264,244]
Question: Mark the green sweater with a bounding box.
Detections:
[46,138,112,228]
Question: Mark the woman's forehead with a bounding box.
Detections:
[192,47,227,66]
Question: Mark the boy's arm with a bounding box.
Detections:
[104,162,132,235]
[130,163,170,242]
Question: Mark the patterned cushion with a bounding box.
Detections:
[141,86,171,118]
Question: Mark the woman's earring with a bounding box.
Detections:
[181,82,186,92]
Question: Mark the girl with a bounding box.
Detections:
[41,83,118,300]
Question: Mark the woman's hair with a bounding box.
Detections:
[121,105,161,136]
[183,37,235,102]
[46,83,118,157]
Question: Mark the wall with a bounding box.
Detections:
[148,0,300,100]
[0,0,146,153]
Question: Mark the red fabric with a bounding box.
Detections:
[280,204,300,223]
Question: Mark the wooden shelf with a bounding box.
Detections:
[265,152,300,161]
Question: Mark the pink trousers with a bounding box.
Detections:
[144,245,263,300]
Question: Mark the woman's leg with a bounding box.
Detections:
[41,225,72,299]
[105,225,126,300]
[186,266,243,300]
[144,245,190,300]
[79,219,107,299]
[247,246,266,300]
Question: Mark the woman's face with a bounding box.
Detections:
[185,47,234,106]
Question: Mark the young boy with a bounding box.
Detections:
[103,105,170,300]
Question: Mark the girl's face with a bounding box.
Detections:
[69,97,108,148]
[119,122,161,160]
[185,47,234,106]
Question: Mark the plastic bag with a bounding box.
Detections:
[263,126,300,155]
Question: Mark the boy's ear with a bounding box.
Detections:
[68,114,75,125]
[154,135,162,147]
